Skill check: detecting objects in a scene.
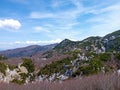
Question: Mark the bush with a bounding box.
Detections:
[11,79,25,85]
[0,62,7,74]
[73,65,91,76]
[99,53,110,61]
[73,58,103,76]
[38,57,74,76]
[21,58,35,73]
[8,65,17,70]
[115,53,120,60]
[0,55,7,60]
[89,58,103,73]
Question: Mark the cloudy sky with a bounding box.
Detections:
[0,0,120,50]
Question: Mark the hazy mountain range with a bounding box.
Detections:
[0,44,57,58]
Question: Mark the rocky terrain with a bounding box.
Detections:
[0,30,120,85]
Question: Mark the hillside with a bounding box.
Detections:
[43,30,120,58]
[0,44,57,58]
[0,30,120,85]
[102,30,120,52]
[0,30,120,58]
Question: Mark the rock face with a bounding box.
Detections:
[0,30,120,84]
[0,59,35,84]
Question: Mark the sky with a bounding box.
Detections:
[0,0,120,50]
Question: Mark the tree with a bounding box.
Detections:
[21,58,35,73]
[0,62,7,74]
[115,53,120,60]
[99,53,110,61]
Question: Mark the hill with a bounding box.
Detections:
[0,44,57,58]
[0,30,120,85]
[46,30,120,57]
[1,30,120,58]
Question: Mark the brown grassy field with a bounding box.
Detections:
[0,73,120,90]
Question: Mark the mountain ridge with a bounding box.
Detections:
[0,30,120,84]
[0,30,120,58]
[0,44,57,58]
[54,30,120,53]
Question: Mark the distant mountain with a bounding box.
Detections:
[53,39,78,53]
[52,36,103,54]
[44,30,120,57]
[0,30,120,84]
[0,44,57,58]
[1,30,120,58]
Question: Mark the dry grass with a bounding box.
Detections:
[0,73,120,90]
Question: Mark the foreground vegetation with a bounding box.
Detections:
[0,73,120,90]
[0,51,120,84]
[38,52,119,80]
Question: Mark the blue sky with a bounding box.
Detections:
[0,0,120,50]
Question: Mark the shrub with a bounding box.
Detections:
[8,65,17,70]
[73,58,103,76]
[115,53,120,60]
[11,79,25,85]
[89,58,103,73]
[38,57,74,76]
[0,62,7,74]
[21,58,35,73]
[0,55,7,60]
[99,53,110,61]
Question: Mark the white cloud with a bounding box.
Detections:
[51,0,63,8]
[29,0,85,38]
[13,39,61,45]
[29,0,85,20]
[34,26,43,31]
[34,26,50,33]
[86,4,120,17]
[29,0,120,41]
[30,12,54,19]
[0,39,62,49]
[0,19,21,30]
[15,39,62,45]
[85,3,120,36]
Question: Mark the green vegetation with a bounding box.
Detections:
[43,51,53,58]
[79,37,101,50]
[104,30,120,39]
[115,53,120,60]
[21,58,35,73]
[99,53,110,61]
[0,62,7,74]
[11,79,24,85]
[53,39,77,53]
[38,57,74,76]
[89,58,103,73]
[73,58,103,76]
[11,59,35,84]
[8,65,17,70]
[38,52,113,78]
[0,55,7,60]
[11,73,27,85]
